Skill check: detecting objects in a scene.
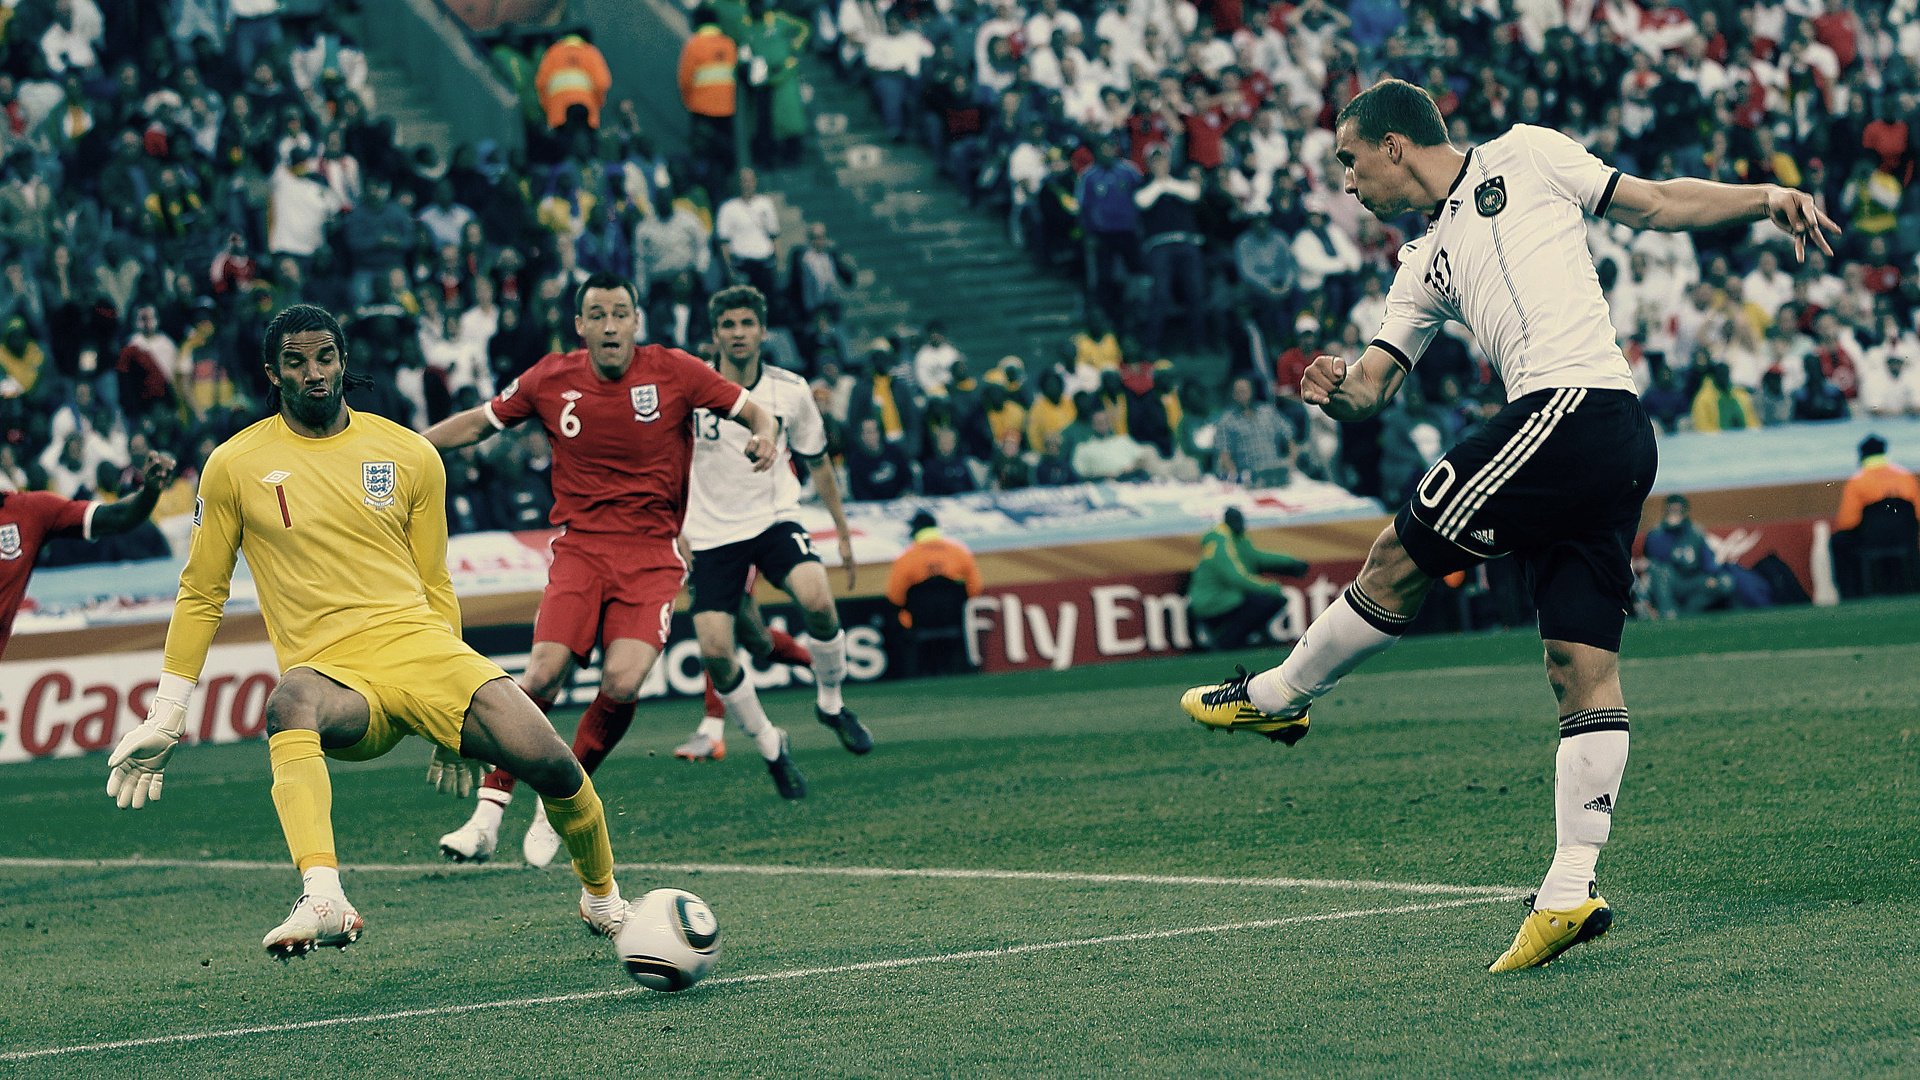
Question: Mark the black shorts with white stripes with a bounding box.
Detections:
[1395,387,1657,652]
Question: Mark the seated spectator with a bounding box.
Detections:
[1790,354,1850,422]
[1213,374,1294,486]
[1689,363,1757,432]
[1829,434,1920,599]
[987,428,1032,490]
[1642,495,1733,619]
[1025,369,1075,453]
[1071,406,1153,481]
[1640,356,1689,434]
[1186,507,1306,651]
[1033,431,1077,486]
[913,321,963,396]
[919,425,977,496]
[844,415,913,501]
[788,222,856,326]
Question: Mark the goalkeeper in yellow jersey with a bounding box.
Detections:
[105,304,634,959]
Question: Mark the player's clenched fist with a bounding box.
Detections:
[1300,354,1349,406]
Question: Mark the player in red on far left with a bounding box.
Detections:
[425,272,780,867]
[0,449,178,659]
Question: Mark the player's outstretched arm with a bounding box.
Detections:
[804,451,856,590]
[1605,175,1840,261]
[110,452,241,808]
[1301,346,1406,423]
[91,451,178,536]
[423,405,501,451]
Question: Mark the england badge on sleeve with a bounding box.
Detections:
[0,523,19,560]
[631,384,661,423]
[362,461,396,508]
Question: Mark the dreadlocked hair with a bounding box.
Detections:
[261,304,374,390]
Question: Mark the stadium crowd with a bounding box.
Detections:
[6,0,1920,573]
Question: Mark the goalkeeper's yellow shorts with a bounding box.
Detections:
[291,625,508,760]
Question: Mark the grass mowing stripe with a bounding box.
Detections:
[0,894,1519,1063]
[0,856,1521,896]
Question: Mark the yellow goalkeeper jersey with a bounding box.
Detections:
[163,410,462,680]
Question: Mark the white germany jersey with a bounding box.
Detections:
[1372,124,1638,401]
[685,363,827,550]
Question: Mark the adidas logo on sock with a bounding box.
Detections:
[1583,793,1614,814]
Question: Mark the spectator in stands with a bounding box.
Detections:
[1187,506,1306,652]
[1829,434,1920,598]
[1136,149,1207,356]
[1025,369,1075,453]
[1791,354,1850,422]
[919,425,976,496]
[1643,495,1733,619]
[1033,430,1077,487]
[680,7,738,189]
[535,30,612,149]
[788,222,856,327]
[1213,375,1293,487]
[715,167,781,302]
[1072,406,1153,481]
[1690,362,1758,433]
[734,0,812,166]
[1076,135,1144,326]
[1235,209,1297,347]
[1290,200,1362,329]
[844,415,912,501]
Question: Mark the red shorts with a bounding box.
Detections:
[534,530,686,660]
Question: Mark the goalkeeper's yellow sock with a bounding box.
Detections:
[541,773,616,897]
[268,729,337,875]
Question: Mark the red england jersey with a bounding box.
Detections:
[0,491,94,657]
[485,345,746,539]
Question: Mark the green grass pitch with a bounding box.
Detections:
[3,601,1917,1077]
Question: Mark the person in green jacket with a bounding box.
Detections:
[1187,507,1309,651]
[734,0,810,166]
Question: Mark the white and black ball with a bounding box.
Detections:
[616,888,721,992]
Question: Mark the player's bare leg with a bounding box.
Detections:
[259,670,373,959]
[697,611,806,798]
[440,642,577,864]
[1184,524,1428,740]
[457,676,628,934]
[784,561,872,754]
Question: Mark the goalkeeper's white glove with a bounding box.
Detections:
[426,744,490,798]
[107,673,194,809]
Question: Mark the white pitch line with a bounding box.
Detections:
[0,893,1519,1064]
[0,857,1521,897]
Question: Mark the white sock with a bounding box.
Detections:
[1249,590,1407,714]
[809,630,848,713]
[471,786,510,837]
[697,716,726,741]
[720,673,784,759]
[302,866,346,901]
[1535,711,1630,910]
[583,881,625,918]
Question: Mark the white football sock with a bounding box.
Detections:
[302,866,346,902]
[696,716,726,741]
[1535,711,1630,910]
[471,786,510,836]
[719,673,784,759]
[582,882,625,920]
[1248,590,1407,714]
[809,630,848,713]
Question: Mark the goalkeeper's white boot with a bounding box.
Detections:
[263,893,364,959]
[522,801,563,868]
[438,811,499,864]
[579,884,628,937]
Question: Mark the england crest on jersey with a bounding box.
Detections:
[0,523,19,560]
[362,461,396,508]
[631,384,660,423]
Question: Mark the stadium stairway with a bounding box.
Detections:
[362,64,457,159]
[772,61,1085,370]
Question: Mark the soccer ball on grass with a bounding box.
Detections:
[616,888,721,991]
